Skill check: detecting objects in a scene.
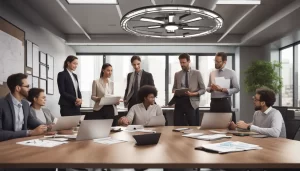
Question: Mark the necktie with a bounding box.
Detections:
[185,71,189,88]
[133,72,139,97]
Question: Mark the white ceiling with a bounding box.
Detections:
[5,0,300,46]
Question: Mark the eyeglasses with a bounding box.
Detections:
[214,60,223,64]
[252,96,260,102]
[21,85,30,88]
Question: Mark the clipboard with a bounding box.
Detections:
[174,88,189,96]
[99,96,121,105]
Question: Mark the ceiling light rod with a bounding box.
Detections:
[216,0,260,5]
[140,17,165,24]
[66,0,119,4]
[182,17,202,23]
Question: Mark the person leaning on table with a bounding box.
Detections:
[229,87,286,138]
[118,85,165,126]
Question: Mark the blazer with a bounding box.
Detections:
[172,69,206,109]
[91,78,118,115]
[0,94,41,142]
[57,69,82,107]
[124,70,155,104]
[30,107,55,125]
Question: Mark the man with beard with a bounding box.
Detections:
[0,73,48,142]
[172,53,205,126]
[230,87,286,138]
[207,52,239,122]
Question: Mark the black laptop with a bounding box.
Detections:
[132,133,161,146]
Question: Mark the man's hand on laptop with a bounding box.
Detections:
[236,121,250,129]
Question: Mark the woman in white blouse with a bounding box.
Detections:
[89,63,118,124]
[118,85,165,126]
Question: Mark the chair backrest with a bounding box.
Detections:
[273,106,288,121]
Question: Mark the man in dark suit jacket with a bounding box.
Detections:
[124,55,155,110]
[0,73,47,142]
[57,56,82,116]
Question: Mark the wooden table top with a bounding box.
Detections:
[0,126,300,169]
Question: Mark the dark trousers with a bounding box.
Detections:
[174,97,197,126]
[210,97,236,123]
[60,105,81,116]
[84,105,116,126]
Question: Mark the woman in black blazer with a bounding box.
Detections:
[57,55,82,116]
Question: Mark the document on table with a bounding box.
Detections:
[17,139,68,147]
[215,77,230,89]
[182,133,204,138]
[93,137,127,145]
[195,134,231,141]
[199,141,262,154]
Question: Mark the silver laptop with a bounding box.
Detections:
[51,115,84,131]
[74,119,113,141]
[200,113,232,130]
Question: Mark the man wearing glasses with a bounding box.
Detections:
[206,52,240,122]
[0,73,48,142]
[230,87,286,138]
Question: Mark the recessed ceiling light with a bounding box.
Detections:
[165,25,179,31]
[66,0,118,5]
[216,0,260,5]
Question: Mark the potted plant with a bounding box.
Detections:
[244,60,282,93]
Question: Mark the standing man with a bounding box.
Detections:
[172,53,206,126]
[124,55,155,110]
[207,52,240,122]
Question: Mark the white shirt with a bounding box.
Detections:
[125,103,165,126]
[67,69,78,98]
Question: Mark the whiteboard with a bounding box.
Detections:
[0,30,24,84]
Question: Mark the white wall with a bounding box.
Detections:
[0,0,76,117]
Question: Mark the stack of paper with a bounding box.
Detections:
[201,141,262,153]
[17,139,68,147]
[93,137,127,145]
[195,134,230,141]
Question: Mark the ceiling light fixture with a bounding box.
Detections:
[216,0,260,5]
[120,5,223,38]
[66,0,118,4]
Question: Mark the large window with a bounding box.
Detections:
[280,47,293,106]
[78,53,235,108]
[79,55,103,107]
[198,55,233,107]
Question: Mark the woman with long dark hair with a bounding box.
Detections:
[87,63,118,123]
[57,55,82,116]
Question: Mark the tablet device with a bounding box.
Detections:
[51,115,84,131]
[133,133,161,145]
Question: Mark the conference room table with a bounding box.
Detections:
[0,126,300,169]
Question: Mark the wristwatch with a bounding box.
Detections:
[247,125,251,130]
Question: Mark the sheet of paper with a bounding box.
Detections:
[17,139,68,148]
[93,137,127,145]
[99,96,121,105]
[195,134,231,141]
[209,130,227,134]
[215,77,230,89]
[182,133,204,138]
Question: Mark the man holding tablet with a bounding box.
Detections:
[172,53,205,126]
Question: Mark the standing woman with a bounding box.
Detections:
[87,63,118,124]
[57,55,82,116]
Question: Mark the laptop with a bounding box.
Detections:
[132,133,161,145]
[51,115,84,131]
[68,119,113,141]
[200,113,232,130]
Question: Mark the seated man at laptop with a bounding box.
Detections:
[0,73,49,142]
[118,85,165,126]
[229,87,286,138]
